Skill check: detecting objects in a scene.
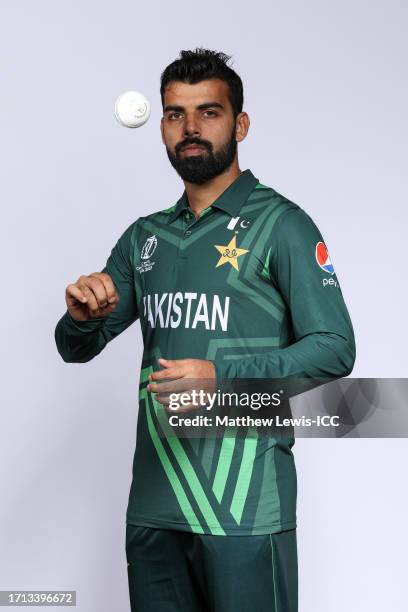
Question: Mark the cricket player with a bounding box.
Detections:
[55,47,356,611]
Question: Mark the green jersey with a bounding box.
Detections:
[55,168,355,535]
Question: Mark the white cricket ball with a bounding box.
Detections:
[114,90,151,128]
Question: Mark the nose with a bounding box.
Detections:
[183,114,201,138]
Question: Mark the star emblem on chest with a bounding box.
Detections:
[214,235,249,271]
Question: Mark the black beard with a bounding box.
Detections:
[165,127,237,185]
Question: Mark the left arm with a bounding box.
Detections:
[212,207,356,381]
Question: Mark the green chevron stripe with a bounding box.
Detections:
[253,443,280,531]
[150,392,226,536]
[140,386,205,534]
[222,352,273,360]
[206,337,280,361]
[140,365,153,382]
[212,430,237,502]
[140,220,180,247]
[244,193,278,208]
[230,428,258,524]
[261,247,271,280]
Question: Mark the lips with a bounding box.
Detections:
[182,144,206,152]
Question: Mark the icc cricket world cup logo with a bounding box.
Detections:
[137,235,158,274]
[141,235,158,260]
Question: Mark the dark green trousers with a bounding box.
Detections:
[126,524,298,612]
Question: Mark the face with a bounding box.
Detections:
[161,78,249,185]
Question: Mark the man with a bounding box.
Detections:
[55,48,355,611]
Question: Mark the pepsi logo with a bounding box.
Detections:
[315,241,335,275]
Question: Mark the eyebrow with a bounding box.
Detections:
[163,101,225,113]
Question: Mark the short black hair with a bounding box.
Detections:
[160,47,243,119]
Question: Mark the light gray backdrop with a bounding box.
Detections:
[1,1,407,610]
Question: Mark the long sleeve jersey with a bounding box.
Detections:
[55,169,355,535]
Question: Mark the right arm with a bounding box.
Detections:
[55,221,139,363]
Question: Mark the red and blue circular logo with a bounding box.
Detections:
[315,241,334,275]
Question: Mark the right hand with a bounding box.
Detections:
[65,272,120,321]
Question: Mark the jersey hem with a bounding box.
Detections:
[126,514,297,536]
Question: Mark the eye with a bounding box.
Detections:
[203,110,217,117]
[168,112,182,120]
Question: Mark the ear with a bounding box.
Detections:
[235,112,250,144]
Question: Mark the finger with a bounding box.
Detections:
[148,379,190,394]
[82,275,111,308]
[90,302,117,318]
[77,283,100,315]
[66,284,88,306]
[158,358,176,368]
[89,272,119,304]
[149,367,183,382]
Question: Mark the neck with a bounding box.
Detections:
[184,161,242,218]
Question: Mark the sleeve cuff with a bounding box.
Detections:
[211,359,236,394]
[60,310,107,335]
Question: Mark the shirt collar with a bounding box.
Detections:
[167,168,259,224]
